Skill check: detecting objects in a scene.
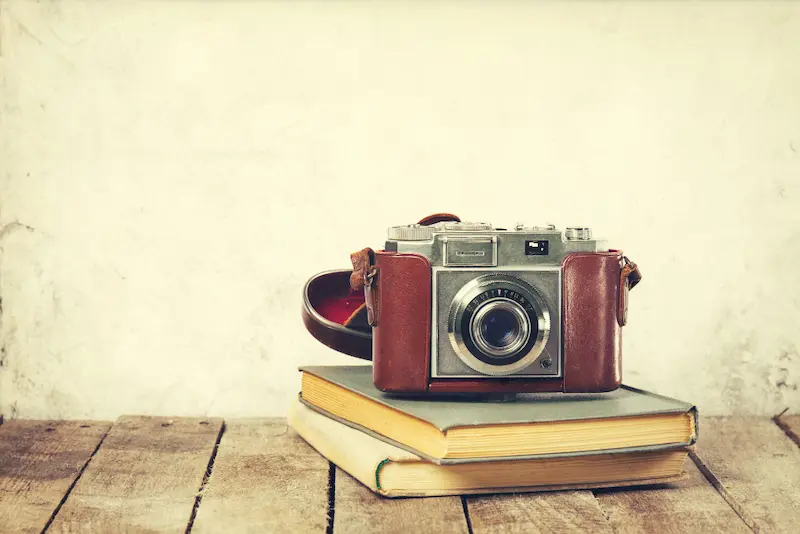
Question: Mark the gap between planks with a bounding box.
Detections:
[188,419,330,533]
[33,417,229,534]
[773,411,800,449]
[6,415,799,534]
[326,462,336,534]
[184,422,226,534]
[686,415,800,534]
[45,416,224,534]
[41,428,110,533]
[688,450,758,533]
[0,421,111,534]
[460,497,475,534]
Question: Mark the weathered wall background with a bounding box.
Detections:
[1,1,798,419]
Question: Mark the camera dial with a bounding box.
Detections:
[565,227,592,240]
[387,224,435,241]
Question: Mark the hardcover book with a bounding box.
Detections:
[288,399,690,498]
[299,365,698,464]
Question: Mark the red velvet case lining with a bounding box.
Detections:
[314,292,365,326]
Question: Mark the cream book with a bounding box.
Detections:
[288,399,689,498]
[300,365,698,464]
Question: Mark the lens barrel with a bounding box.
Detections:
[471,300,531,358]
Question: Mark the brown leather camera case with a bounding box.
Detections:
[370,252,433,392]
[301,244,640,395]
[561,251,625,392]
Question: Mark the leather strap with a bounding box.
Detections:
[417,213,460,225]
[617,257,642,327]
[350,248,374,291]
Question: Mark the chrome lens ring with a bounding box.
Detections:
[471,299,531,358]
[448,275,551,376]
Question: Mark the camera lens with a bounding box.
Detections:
[447,274,552,376]
[471,299,531,359]
[481,309,519,349]
[481,308,519,349]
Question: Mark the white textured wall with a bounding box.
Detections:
[1,1,798,420]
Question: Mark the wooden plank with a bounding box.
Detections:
[191,419,330,534]
[775,413,800,448]
[594,458,750,533]
[334,468,469,534]
[692,416,800,533]
[47,416,222,534]
[0,420,110,534]
[466,490,612,534]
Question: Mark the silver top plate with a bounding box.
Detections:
[386,221,606,267]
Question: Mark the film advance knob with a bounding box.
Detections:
[565,227,592,240]
[387,224,435,241]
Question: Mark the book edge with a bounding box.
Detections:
[289,397,394,495]
[291,397,691,499]
[379,472,690,498]
[299,393,697,465]
[299,366,697,431]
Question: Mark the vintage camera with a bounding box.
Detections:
[302,214,641,395]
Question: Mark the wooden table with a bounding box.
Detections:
[1,414,799,533]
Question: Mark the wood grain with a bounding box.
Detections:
[191,419,330,534]
[5,415,799,533]
[334,468,469,534]
[47,416,222,534]
[0,420,110,534]
[594,457,750,533]
[693,416,800,533]
[775,413,800,448]
[466,490,613,534]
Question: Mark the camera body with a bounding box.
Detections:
[365,220,636,394]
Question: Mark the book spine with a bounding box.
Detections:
[375,458,390,492]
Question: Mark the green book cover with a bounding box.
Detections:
[299,365,698,465]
